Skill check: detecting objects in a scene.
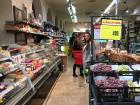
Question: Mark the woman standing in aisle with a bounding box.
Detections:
[83,32,101,68]
[83,32,91,69]
[72,35,84,77]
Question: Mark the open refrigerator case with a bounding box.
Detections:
[0,43,60,105]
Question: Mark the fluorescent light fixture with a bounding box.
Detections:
[67,2,78,23]
[126,9,129,13]
[74,15,77,23]
[96,17,101,23]
[68,7,72,15]
[71,4,76,14]
[95,0,117,23]
[104,0,116,14]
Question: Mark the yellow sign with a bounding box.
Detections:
[100,25,122,40]
[102,19,122,25]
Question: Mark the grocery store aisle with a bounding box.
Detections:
[43,56,87,105]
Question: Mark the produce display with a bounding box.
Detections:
[128,80,137,87]
[105,48,140,63]
[92,63,112,72]
[91,63,140,103]
[95,77,127,88]
[117,65,129,71]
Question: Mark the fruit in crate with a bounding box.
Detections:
[93,63,112,72]
[96,77,128,88]
[118,65,129,71]
[128,81,136,87]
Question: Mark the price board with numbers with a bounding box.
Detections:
[100,19,122,40]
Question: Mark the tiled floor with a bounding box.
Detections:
[43,56,87,105]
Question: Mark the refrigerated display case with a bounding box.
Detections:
[0,43,62,105]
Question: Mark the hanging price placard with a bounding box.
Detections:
[100,19,122,40]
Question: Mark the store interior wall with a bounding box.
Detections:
[64,22,73,32]
[0,0,15,44]
[47,7,57,26]
[39,0,58,26]
[12,0,33,14]
[33,0,43,19]
[0,0,61,44]
[40,0,47,21]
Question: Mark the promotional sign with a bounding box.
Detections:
[94,24,101,39]
[100,19,122,40]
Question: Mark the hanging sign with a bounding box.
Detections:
[100,19,122,40]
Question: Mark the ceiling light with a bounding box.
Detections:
[74,15,77,23]
[95,0,118,23]
[68,7,72,15]
[126,9,129,13]
[67,2,78,23]
[96,17,101,23]
[66,0,69,2]
[104,0,116,14]
[71,4,76,14]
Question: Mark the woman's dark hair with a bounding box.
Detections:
[72,37,82,50]
[85,31,90,35]
[72,32,77,37]
[84,32,91,51]
[84,32,91,43]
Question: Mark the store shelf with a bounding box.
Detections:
[0,49,46,62]
[3,67,19,75]
[5,21,43,29]
[25,49,45,55]
[0,58,9,62]
[0,77,27,97]
[48,35,65,39]
[5,30,50,39]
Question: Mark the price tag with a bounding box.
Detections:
[100,25,122,40]
[100,19,122,40]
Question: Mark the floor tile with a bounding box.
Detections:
[44,56,87,105]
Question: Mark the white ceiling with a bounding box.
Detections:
[45,0,140,23]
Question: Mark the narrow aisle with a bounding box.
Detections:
[44,56,86,105]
